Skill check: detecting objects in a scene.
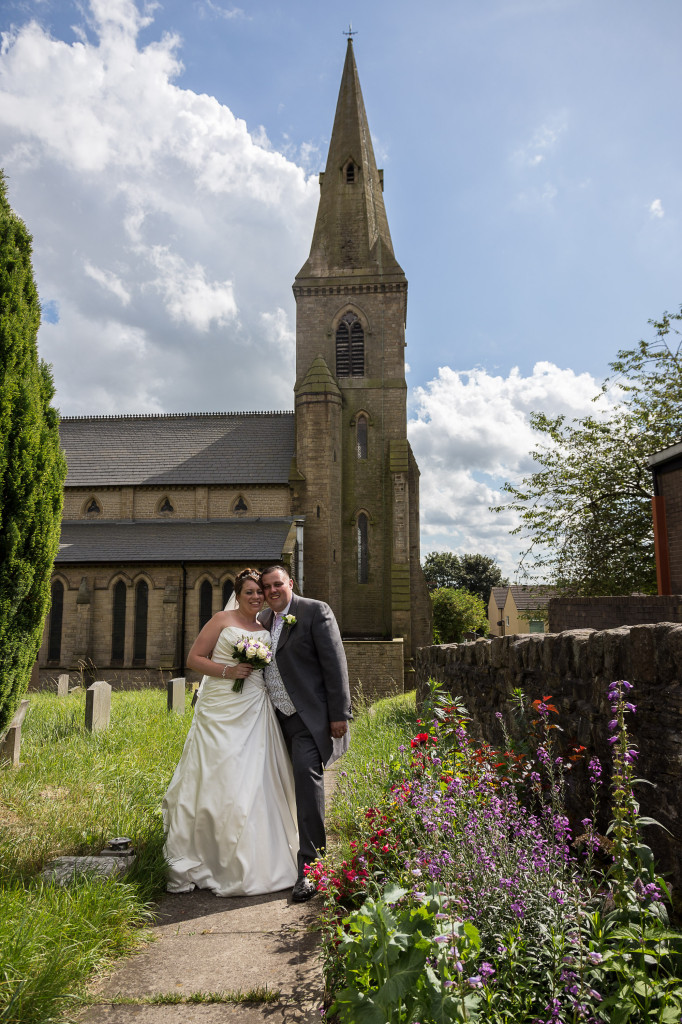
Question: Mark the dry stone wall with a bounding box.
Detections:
[416,623,682,915]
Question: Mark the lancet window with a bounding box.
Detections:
[336,312,364,377]
[356,415,368,459]
[199,579,213,629]
[111,580,126,664]
[48,580,64,663]
[357,513,369,584]
[133,580,148,664]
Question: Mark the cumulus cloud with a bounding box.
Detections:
[0,0,318,413]
[408,362,613,577]
[649,198,664,219]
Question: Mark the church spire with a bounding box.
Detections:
[296,39,404,283]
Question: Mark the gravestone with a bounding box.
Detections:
[0,699,29,766]
[85,680,111,732]
[57,674,70,697]
[167,677,186,713]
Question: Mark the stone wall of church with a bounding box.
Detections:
[63,485,291,521]
[344,638,404,703]
[37,562,254,687]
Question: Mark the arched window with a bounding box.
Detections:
[133,580,148,665]
[222,579,234,609]
[356,415,368,459]
[199,579,213,629]
[111,580,126,664]
[48,580,64,662]
[357,513,369,584]
[336,311,364,377]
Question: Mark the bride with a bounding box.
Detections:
[163,568,298,896]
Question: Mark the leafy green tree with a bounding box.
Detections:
[0,171,66,735]
[431,588,490,644]
[493,309,682,595]
[422,551,461,591]
[423,551,507,603]
[457,553,508,605]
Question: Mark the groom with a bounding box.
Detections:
[260,564,351,902]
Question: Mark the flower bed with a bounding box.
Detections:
[314,683,682,1023]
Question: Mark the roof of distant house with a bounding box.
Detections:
[59,412,295,487]
[490,586,507,609]
[507,585,555,611]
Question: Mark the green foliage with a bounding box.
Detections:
[430,587,489,643]
[0,689,192,1022]
[493,309,682,595]
[0,172,66,735]
[317,686,682,1023]
[422,551,507,603]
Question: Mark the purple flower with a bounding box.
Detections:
[588,951,602,964]
[622,680,633,690]
[608,719,618,730]
[467,975,483,989]
[625,702,636,713]
[608,736,618,744]
[624,749,639,763]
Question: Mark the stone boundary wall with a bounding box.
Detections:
[549,595,682,633]
[415,623,682,914]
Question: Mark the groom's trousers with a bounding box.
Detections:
[276,710,325,878]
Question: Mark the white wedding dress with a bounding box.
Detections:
[163,626,298,896]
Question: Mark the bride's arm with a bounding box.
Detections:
[186,613,253,680]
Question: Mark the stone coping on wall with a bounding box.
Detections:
[415,623,682,916]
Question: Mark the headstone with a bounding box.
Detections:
[41,853,135,886]
[57,674,70,697]
[0,699,29,766]
[85,680,111,732]
[167,677,186,713]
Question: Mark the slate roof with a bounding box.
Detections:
[508,585,555,611]
[490,586,507,610]
[59,412,295,487]
[56,519,294,563]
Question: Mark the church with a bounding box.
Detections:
[37,40,431,692]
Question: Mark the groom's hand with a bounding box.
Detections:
[330,720,348,738]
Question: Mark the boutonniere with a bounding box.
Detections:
[282,614,297,627]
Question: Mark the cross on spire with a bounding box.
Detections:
[343,23,357,40]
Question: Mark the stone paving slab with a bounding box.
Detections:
[78,1002,320,1023]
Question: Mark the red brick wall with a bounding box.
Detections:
[549,595,682,632]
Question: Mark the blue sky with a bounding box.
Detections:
[1,0,680,577]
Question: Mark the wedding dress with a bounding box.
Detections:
[163,626,298,896]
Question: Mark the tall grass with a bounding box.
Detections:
[327,690,418,855]
[0,689,192,1024]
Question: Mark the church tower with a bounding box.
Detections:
[292,38,431,664]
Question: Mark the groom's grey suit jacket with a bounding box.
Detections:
[260,595,351,767]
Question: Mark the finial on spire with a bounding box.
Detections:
[343,23,357,41]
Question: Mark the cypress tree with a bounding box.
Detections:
[0,171,66,735]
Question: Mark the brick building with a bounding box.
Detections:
[38,39,431,688]
[649,440,682,594]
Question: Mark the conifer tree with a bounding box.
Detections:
[0,171,66,735]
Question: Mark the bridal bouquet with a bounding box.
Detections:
[230,635,273,693]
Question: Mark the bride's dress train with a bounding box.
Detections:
[163,626,298,896]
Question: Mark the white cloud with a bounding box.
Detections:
[408,362,613,577]
[0,0,318,413]
[513,114,567,169]
[649,198,664,219]
[84,261,131,305]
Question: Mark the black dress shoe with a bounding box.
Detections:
[291,876,317,902]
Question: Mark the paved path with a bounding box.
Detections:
[79,770,337,1024]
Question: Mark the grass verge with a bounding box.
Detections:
[0,688,192,1024]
